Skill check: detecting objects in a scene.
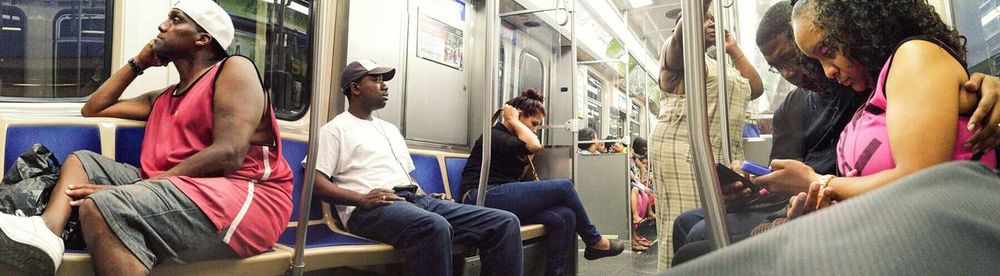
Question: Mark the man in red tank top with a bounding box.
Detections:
[0,1,292,275]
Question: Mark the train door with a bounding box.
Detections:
[402,0,471,146]
[495,0,575,164]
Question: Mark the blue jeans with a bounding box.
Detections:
[672,209,706,252]
[464,179,602,276]
[348,192,523,276]
[672,206,782,251]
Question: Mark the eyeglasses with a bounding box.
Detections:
[768,50,815,75]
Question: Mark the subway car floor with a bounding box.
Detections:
[578,222,660,275]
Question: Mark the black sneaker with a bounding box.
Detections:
[584,240,625,260]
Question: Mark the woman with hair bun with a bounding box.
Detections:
[461,88,624,276]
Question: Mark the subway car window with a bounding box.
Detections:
[585,73,603,132]
[518,51,544,97]
[219,0,312,121]
[609,92,626,138]
[497,46,506,104]
[0,1,111,99]
[954,0,1000,75]
[630,101,640,139]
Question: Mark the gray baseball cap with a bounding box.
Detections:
[341,60,396,91]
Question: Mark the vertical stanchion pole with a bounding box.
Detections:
[569,0,579,182]
[291,1,349,275]
[681,0,730,249]
[476,0,500,206]
[714,1,733,164]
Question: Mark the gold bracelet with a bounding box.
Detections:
[818,174,835,190]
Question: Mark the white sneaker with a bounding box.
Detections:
[0,213,64,275]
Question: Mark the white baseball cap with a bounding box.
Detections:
[173,0,235,50]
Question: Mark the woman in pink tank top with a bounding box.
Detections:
[754,0,995,213]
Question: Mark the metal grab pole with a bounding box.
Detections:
[681,0,730,249]
[714,1,733,164]
[291,1,348,275]
[476,0,501,207]
[569,0,579,202]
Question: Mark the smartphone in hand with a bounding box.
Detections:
[715,163,763,194]
[392,184,418,194]
[740,161,772,176]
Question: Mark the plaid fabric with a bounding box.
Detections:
[749,218,788,236]
[651,56,751,270]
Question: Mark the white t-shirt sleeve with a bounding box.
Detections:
[314,126,341,178]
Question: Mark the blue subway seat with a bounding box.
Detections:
[114,126,145,168]
[4,125,101,173]
[277,224,378,248]
[444,157,468,198]
[282,139,324,221]
[409,154,446,194]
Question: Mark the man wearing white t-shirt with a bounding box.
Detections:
[310,60,523,276]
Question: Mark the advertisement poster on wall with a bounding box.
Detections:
[416,0,465,70]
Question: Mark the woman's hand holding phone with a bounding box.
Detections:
[753,159,820,195]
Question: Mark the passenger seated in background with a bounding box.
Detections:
[665,161,1000,274]
[629,138,650,190]
[310,60,523,276]
[461,89,624,276]
[629,137,655,251]
[0,1,294,275]
[577,127,605,154]
[755,0,997,215]
[605,136,626,154]
[672,0,1000,266]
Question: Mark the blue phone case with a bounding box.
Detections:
[741,161,772,176]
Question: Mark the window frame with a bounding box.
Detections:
[0,1,114,102]
[230,0,314,121]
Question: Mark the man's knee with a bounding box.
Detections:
[78,199,106,231]
[407,213,451,236]
[61,153,84,172]
[675,208,704,224]
[492,209,520,230]
[673,208,706,237]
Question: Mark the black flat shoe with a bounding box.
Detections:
[584,240,625,260]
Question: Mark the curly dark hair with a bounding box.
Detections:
[792,0,965,82]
